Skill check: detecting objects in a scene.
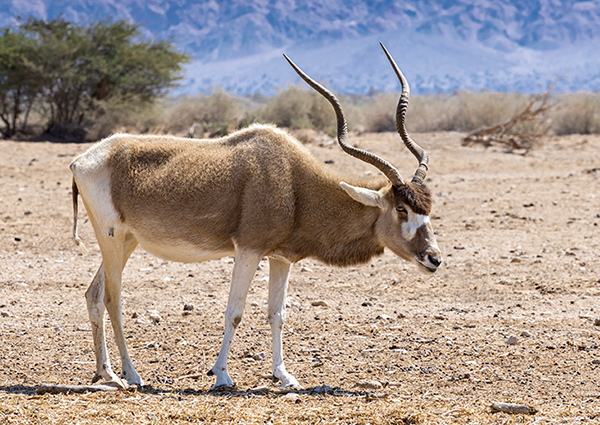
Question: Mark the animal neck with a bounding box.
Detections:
[282,174,387,266]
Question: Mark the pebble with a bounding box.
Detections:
[433,314,446,320]
[594,317,600,326]
[506,335,518,345]
[311,300,329,307]
[376,314,393,320]
[284,392,301,403]
[248,386,270,395]
[355,380,383,390]
[149,313,162,323]
[300,266,313,273]
[183,303,195,311]
[521,330,532,337]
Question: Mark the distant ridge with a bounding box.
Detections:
[3,0,600,94]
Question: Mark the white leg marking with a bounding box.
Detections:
[268,258,299,388]
[85,264,125,388]
[210,248,263,389]
[102,231,141,386]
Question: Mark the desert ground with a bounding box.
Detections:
[0,130,599,424]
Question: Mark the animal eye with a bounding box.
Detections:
[396,206,407,214]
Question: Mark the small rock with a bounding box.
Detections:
[376,314,393,320]
[250,301,260,307]
[592,359,600,365]
[506,335,518,345]
[149,313,162,323]
[313,385,332,394]
[355,380,383,390]
[594,317,600,326]
[520,330,532,338]
[300,266,313,273]
[248,386,270,395]
[311,300,329,307]
[284,392,301,403]
[1,311,9,317]
[510,258,522,263]
[251,352,266,361]
[433,314,446,320]
[362,301,373,307]
[183,303,195,311]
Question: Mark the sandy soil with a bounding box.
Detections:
[0,131,599,424]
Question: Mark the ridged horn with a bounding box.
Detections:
[283,54,405,187]
[380,42,429,185]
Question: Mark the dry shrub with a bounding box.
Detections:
[86,95,164,140]
[462,84,555,154]
[551,92,600,135]
[166,91,241,135]
[261,85,336,133]
[81,87,600,140]
[362,93,397,132]
[360,91,530,133]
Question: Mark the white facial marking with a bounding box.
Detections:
[401,211,430,240]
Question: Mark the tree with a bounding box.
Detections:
[0,17,190,140]
[0,28,39,138]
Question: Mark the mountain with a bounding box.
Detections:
[2,0,600,94]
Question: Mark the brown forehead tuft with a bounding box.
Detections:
[394,182,432,215]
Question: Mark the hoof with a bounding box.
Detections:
[209,384,236,392]
[104,380,128,390]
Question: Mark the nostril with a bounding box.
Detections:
[428,254,442,268]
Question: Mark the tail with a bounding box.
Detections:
[72,178,88,254]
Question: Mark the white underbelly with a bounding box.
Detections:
[136,234,234,263]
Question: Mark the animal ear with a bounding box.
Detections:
[340,182,386,209]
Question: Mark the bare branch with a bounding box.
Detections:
[462,81,557,154]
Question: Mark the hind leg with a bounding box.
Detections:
[85,229,139,387]
[86,263,125,387]
[102,231,141,386]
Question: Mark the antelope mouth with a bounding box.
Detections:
[416,259,440,274]
[419,264,439,274]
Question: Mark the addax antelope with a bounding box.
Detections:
[69,43,442,390]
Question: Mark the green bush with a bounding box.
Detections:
[0,16,189,141]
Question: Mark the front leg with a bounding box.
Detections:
[267,257,299,387]
[209,248,263,389]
